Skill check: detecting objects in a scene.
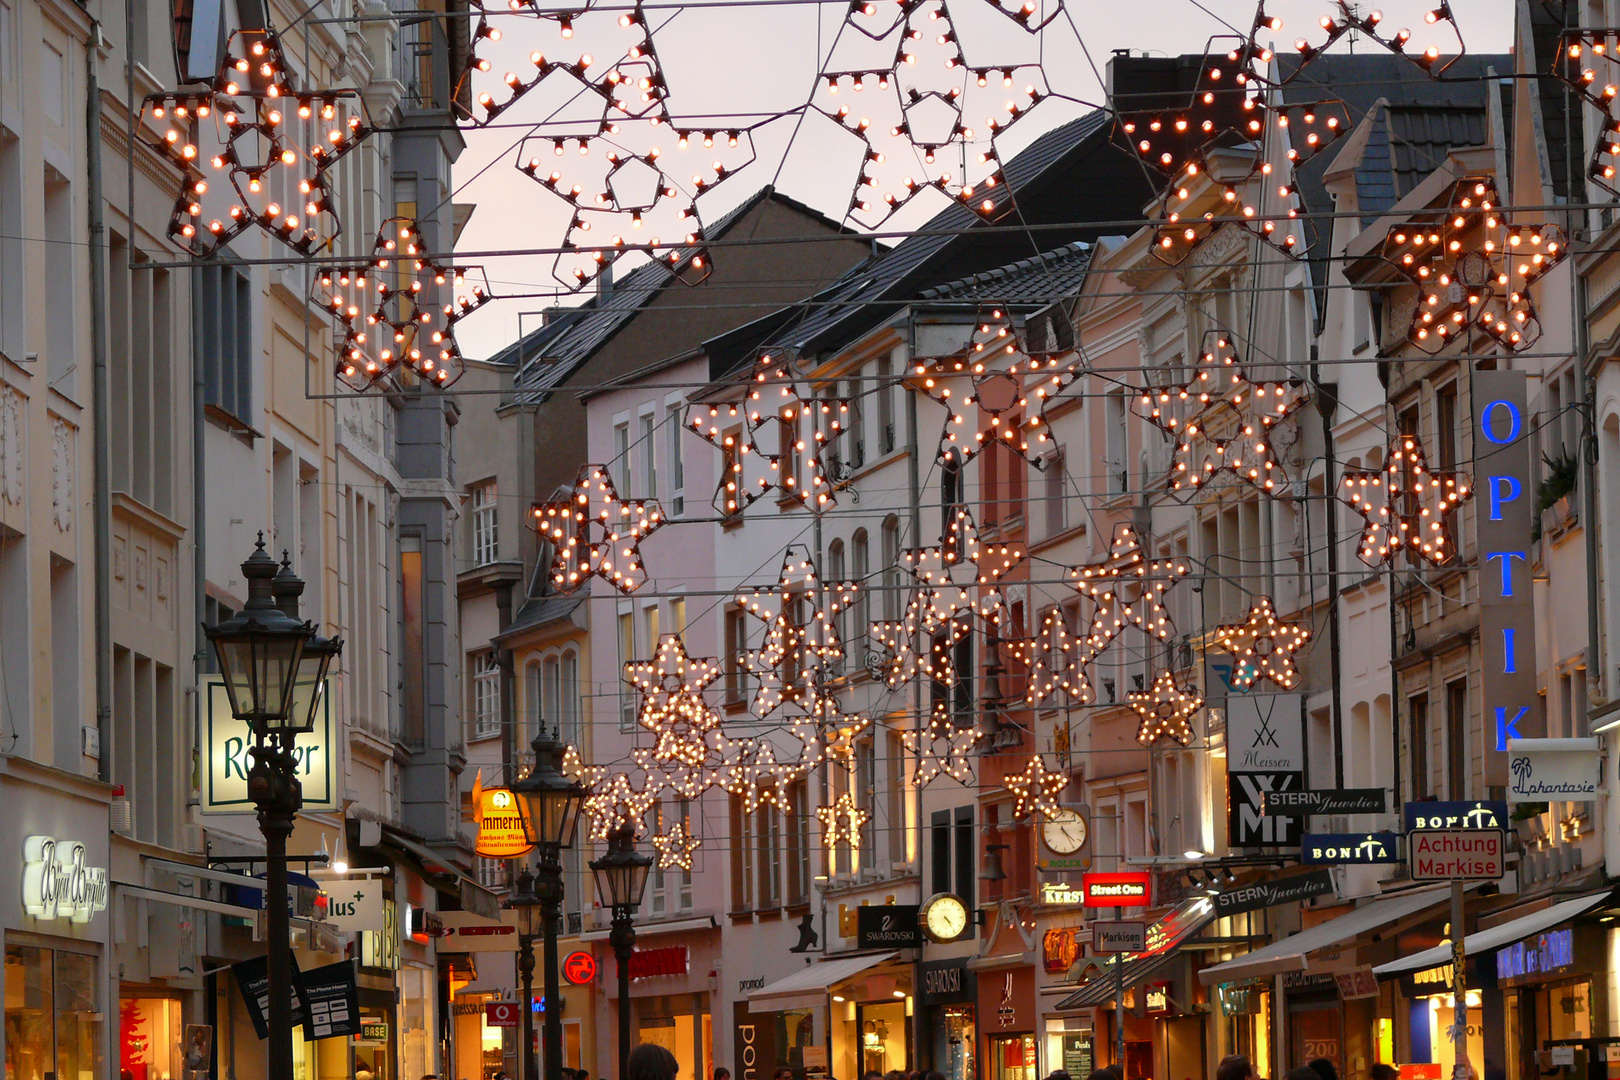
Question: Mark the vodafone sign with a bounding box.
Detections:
[485,1003,521,1028]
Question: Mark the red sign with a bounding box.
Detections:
[485,1003,521,1028]
[1399,1067,1441,1080]
[1081,872,1153,908]
[562,951,597,985]
[628,946,688,980]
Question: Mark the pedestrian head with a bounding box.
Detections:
[1216,1056,1255,1080]
[1368,1068,1396,1080]
[1046,1071,1072,1080]
[1284,1068,1321,1080]
[628,1045,681,1080]
[1307,1062,1337,1080]
[714,1069,731,1080]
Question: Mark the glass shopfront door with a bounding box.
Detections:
[6,945,105,1080]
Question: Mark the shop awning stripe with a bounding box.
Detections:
[1371,891,1613,977]
[747,951,898,1008]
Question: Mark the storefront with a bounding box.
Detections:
[920,958,977,1080]
[976,968,1036,1080]
[746,951,913,1080]
[585,920,719,1080]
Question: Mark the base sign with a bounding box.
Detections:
[1092,921,1147,953]
[1408,830,1505,881]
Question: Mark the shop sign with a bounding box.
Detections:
[437,911,520,953]
[856,903,922,948]
[1301,832,1400,865]
[232,954,310,1041]
[562,951,597,985]
[409,906,445,941]
[1042,928,1079,973]
[994,972,1019,1027]
[802,1047,827,1072]
[1409,963,1454,996]
[1262,789,1388,815]
[485,1003,521,1028]
[361,900,400,970]
[919,958,975,1004]
[357,1022,389,1043]
[1476,370,1542,785]
[629,945,687,979]
[1081,872,1152,907]
[1143,982,1170,1015]
[1216,982,1261,1016]
[1495,928,1575,986]
[1506,738,1601,802]
[733,1002,777,1080]
[1226,695,1306,848]
[1091,920,1146,953]
[1213,869,1335,918]
[300,960,361,1040]
[1061,1034,1093,1077]
[475,787,535,858]
[1333,968,1379,1000]
[22,835,109,923]
[1399,1066,1442,1080]
[324,879,384,932]
[202,679,338,813]
[1404,800,1509,832]
[1407,829,1505,881]
[1040,881,1085,906]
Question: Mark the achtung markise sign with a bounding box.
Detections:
[1408,829,1505,881]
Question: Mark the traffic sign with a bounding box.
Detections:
[1091,920,1147,953]
[1408,829,1505,881]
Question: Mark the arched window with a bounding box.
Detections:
[827,540,846,670]
[561,649,579,746]
[851,529,869,645]
[881,516,901,621]
[523,660,542,749]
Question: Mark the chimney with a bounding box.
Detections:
[597,261,613,302]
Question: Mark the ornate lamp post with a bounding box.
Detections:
[509,868,544,1080]
[204,537,340,1080]
[510,725,587,1080]
[591,824,651,1080]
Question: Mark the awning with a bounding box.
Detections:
[579,914,716,942]
[376,827,500,914]
[1373,891,1613,977]
[1198,885,1453,986]
[748,952,897,1013]
[1054,896,1215,1009]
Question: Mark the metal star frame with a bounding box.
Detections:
[1379,176,1568,353]
[1003,754,1068,820]
[1001,607,1092,706]
[1212,595,1310,691]
[583,772,658,840]
[735,545,860,716]
[1250,1,1467,83]
[902,703,983,786]
[1066,523,1189,658]
[715,739,795,813]
[816,791,871,849]
[901,505,1024,630]
[1338,435,1473,567]
[651,820,701,870]
[532,465,665,594]
[1129,670,1202,747]
[1549,28,1620,195]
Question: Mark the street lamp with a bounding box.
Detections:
[509,868,544,1080]
[591,824,651,1080]
[510,725,588,1080]
[204,537,340,1080]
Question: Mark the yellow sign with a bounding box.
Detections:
[476,788,534,858]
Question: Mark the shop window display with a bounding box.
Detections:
[937,1006,975,1080]
[858,1003,906,1076]
[988,1034,1035,1080]
[5,946,103,1080]
[121,998,183,1080]
[354,1012,393,1080]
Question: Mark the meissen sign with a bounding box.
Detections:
[23,836,109,923]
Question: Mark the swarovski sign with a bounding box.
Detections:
[23,836,109,923]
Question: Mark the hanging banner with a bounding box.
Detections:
[1301,832,1401,865]
[1226,694,1305,848]
[201,678,338,813]
[1475,369,1542,785]
[1404,800,1510,832]
[1262,789,1388,816]
[323,879,384,933]
[232,954,310,1041]
[1506,738,1601,803]
[299,961,362,1040]
[475,787,535,858]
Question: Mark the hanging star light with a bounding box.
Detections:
[1212,595,1310,691]
[1549,28,1620,195]
[583,771,659,841]
[902,702,983,786]
[1067,524,1190,660]
[1379,176,1567,353]
[317,217,494,390]
[902,506,1024,629]
[1251,1,1467,83]
[1338,435,1473,567]
[688,353,852,514]
[1133,332,1308,496]
[1128,670,1203,747]
[625,633,724,705]
[785,692,874,772]
[816,791,871,849]
[1003,754,1068,820]
[650,820,701,870]
[715,738,795,813]
[532,465,665,594]
[141,29,370,256]
[735,545,859,716]
[1001,607,1092,706]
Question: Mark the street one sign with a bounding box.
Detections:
[202,678,338,813]
[1408,829,1506,881]
[475,787,535,858]
[1091,921,1147,953]
[1081,873,1152,907]
[1404,800,1510,832]
[1300,832,1400,865]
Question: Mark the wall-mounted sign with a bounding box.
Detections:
[1143,982,1171,1015]
[438,911,519,953]
[562,951,597,985]
[1081,873,1152,907]
[1226,695,1305,848]
[1216,982,1261,1016]
[1408,829,1505,881]
[629,946,687,979]
[1495,928,1575,987]
[1040,881,1085,906]
[1333,968,1379,1000]
[1212,869,1336,918]
[202,679,337,813]
[357,1022,389,1043]
[1476,370,1543,784]
[1042,928,1079,973]
[300,961,362,1040]
[919,958,975,1005]
[1301,833,1400,865]
[324,879,384,933]
[1091,920,1147,953]
[1506,738,1601,803]
[856,904,922,948]
[409,907,445,941]
[485,1003,521,1028]
[232,954,310,1040]
[22,836,109,923]
[1262,789,1388,816]
[1404,800,1510,832]
[475,787,535,858]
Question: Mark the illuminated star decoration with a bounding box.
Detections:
[688,353,851,514]
[1379,176,1567,354]
[1003,754,1068,820]
[624,634,724,770]
[913,308,1083,468]
[1001,607,1092,706]
[902,505,1023,629]
[317,217,494,390]
[140,29,370,256]
[1338,435,1473,567]
[814,0,1058,228]
[650,820,701,871]
[816,791,871,849]
[1128,670,1203,747]
[1250,1,1467,83]
[1133,331,1308,496]
[582,772,658,841]
[736,545,859,716]
[1066,523,1190,658]
[1212,595,1310,691]
[715,739,794,813]
[787,694,873,772]
[532,465,665,594]
[1549,28,1620,195]
[902,703,983,786]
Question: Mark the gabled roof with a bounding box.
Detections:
[495,593,587,643]
[916,240,1093,304]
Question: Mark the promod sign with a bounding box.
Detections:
[476,787,535,859]
[1081,872,1152,908]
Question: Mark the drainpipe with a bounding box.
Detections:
[1577,269,1602,718]
[904,311,925,1073]
[1312,349,1345,790]
[86,25,112,783]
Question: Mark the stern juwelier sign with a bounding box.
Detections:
[202,678,338,813]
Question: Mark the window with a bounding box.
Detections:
[613,422,632,495]
[670,598,686,636]
[877,351,896,455]
[43,166,73,393]
[787,779,811,904]
[720,425,744,516]
[886,729,905,866]
[851,529,870,647]
[855,739,876,863]
[643,604,660,653]
[1043,448,1066,538]
[5,946,104,1080]
[941,460,963,525]
[560,650,580,745]
[477,856,508,891]
[639,412,657,499]
[1105,389,1129,495]
[881,517,900,621]
[847,374,866,469]
[827,540,846,670]
[666,402,685,515]
[0,127,24,365]
[542,655,561,735]
[652,798,693,915]
[1435,383,1459,470]
[1445,679,1468,799]
[618,611,636,731]
[471,482,498,566]
[731,795,756,910]
[780,413,802,501]
[759,805,781,906]
[472,652,501,740]
[724,606,750,704]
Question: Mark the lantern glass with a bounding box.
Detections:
[212,627,306,731]
[510,729,587,848]
[590,831,652,910]
[284,637,339,735]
